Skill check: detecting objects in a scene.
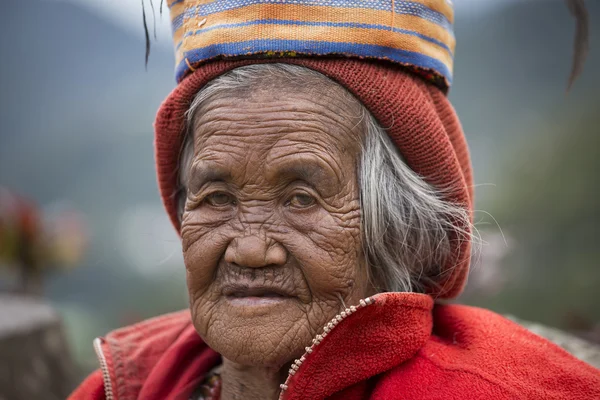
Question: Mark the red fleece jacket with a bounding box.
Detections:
[69,293,600,400]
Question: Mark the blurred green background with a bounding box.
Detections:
[1,0,599,381]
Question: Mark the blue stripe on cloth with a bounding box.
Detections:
[172,0,453,33]
[175,38,452,83]
[182,18,453,56]
[172,13,185,31]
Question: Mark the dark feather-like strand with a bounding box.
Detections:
[142,0,150,68]
[565,0,590,90]
[149,0,157,39]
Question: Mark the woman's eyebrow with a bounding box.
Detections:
[188,161,232,192]
[266,159,340,188]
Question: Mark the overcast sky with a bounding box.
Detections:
[54,0,516,49]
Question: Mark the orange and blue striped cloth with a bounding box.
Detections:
[168,0,455,89]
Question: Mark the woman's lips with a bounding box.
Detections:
[222,285,293,306]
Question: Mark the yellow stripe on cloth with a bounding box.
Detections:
[167,0,455,88]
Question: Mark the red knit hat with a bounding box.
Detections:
[154,58,473,299]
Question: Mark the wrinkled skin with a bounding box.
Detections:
[181,77,372,399]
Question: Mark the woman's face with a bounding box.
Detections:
[181,81,371,368]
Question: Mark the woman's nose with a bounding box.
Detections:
[224,236,287,268]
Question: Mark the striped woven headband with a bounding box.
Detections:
[167,0,455,89]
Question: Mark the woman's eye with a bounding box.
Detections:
[289,193,316,208]
[205,192,234,207]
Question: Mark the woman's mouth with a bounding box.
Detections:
[222,285,292,306]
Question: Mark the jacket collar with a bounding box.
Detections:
[281,292,433,399]
[96,292,433,400]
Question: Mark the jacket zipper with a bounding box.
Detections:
[92,296,374,400]
[278,296,374,399]
[93,337,115,400]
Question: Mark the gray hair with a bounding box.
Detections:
[176,64,471,294]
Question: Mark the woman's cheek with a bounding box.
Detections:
[181,207,233,251]
[181,213,232,290]
[282,212,363,299]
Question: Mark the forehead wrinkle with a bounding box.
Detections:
[197,113,353,138]
[195,111,356,164]
[196,91,363,135]
[189,84,364,189]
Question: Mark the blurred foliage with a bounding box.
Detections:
[0,189,88,295]
[464,103,600,335]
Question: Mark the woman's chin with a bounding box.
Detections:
[208,333,302,368]
[195,301,308,368]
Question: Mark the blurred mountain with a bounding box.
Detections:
[0,0,174,199]
[0,0,186,362]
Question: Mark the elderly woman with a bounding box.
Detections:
[70,1,600,399]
